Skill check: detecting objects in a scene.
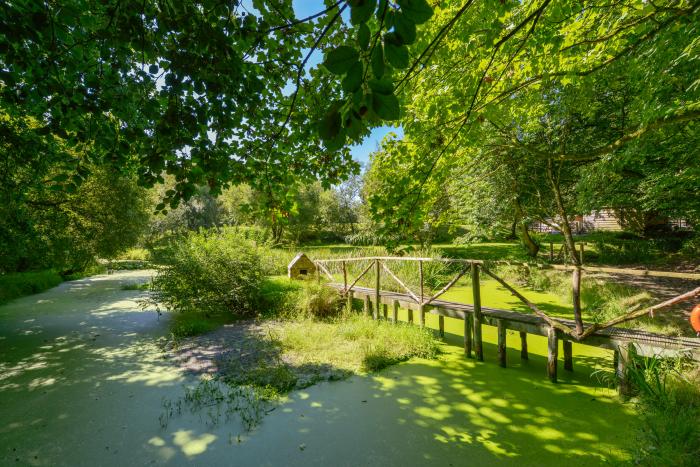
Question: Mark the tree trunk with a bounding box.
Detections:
[547,161,583,335]
[514,199,539,257]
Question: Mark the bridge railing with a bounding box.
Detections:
[310,255,700,394]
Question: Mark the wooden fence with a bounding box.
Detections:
[311,256,700,395]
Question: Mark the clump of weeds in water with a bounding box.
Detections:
[159,378,280,432]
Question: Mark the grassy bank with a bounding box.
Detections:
[0,270,64,305]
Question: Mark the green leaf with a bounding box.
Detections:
[397,0,433,24]
[155,202,166,211]
[368,79,393,95]
[394,13,417,44]
[318,106,343,141]
[357,23,371,50]
[323,46,360,75]
[384,35,409,69]
[325,130,346,151]
[372,92,400,120]
[352,88,364,106]
[371,44,385,78]
[148,64,159,74]
[52,174,69,183]
[342,61,364,93]
[350,0,377,26]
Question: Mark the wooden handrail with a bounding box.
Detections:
[316,256,482,264]
[481,266,575,337]
[423,264,470,306]
[381,261,421,304]
[315,262,335,282]
[344,261,375,293]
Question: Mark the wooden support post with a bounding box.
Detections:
[382,303,388,320]
[613,349,619,369]
[549,242,554,261]
[563,340,573,372]
[519,331,528,360]
[579,243,585,266]
[374,259,381,320]
[547,327,558,383]
[363,295,371,316]
[472,263,483,361]
[616,343,632,397]
[419,260,424,303]
[392,299,399,323]
[438,315,444,337]
[497,320,506,368]
[346,291,354,314]
[418,260,425,327]
[342,261,347,293]
[464,314,473,358]
[407,307,414,324]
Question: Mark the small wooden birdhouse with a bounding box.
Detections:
[288,252,316,280]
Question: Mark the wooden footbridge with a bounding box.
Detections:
[306,256,700,394]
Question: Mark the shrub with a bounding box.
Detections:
[628,357,700,466]
[293,282,342,318]
[148,227,266,316]
[256,277,303,318]
[0,270,63,304]
[117,248,151,261]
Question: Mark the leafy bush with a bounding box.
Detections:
[628,357,700,466]
[257,278,342,319]
[293,282,342,318]
[0,270,63,304]
[117,248,151,261]
[148,227,267,316]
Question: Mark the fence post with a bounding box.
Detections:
[579,243,585,265]
[418,260,425,327]
[374,259,381,320]
[342,261,347,293]
[547,327,558,383]
[392,299,399,323]
[346,290,354,314]
[549,242,554,261]
[364,295,371,316]
[472,262,483,361]
[563,340,573,372]
[464,313,473,358]
[617,343,633,397]
[497,320,506,368]
[439,314,444,337]
[520,331,528,360]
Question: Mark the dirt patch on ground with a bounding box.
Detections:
[167,320,350,389]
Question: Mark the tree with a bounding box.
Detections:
[365,0,700,338]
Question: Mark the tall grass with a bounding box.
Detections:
[271,313,441,374]
[627,357,700,466]
[0,270,64,304]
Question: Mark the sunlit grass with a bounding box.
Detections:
[272,313,440,373]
